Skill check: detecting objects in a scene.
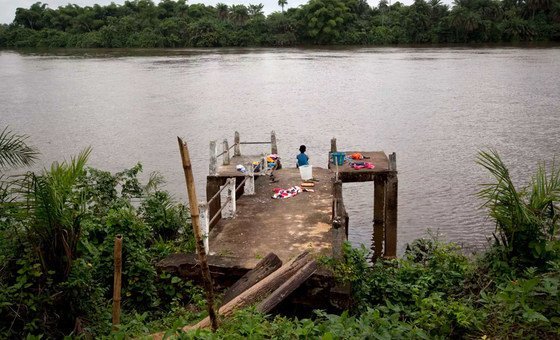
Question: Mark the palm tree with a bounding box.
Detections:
[248,3,265,17]
[278,0,288,12]
[22,148,92,281]
[477,149,560,268]
[0,126,39,170]
[230,5,249,25]
[216,3,229,20]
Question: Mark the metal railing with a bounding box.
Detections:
[198,177,236,253]
[209,131,278,176]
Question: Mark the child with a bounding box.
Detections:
[296,145,309,168]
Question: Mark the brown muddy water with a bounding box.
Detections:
[1,47,559,254]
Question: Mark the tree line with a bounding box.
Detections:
[0,0,559,48]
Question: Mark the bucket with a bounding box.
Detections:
[331,152,345,166]
[299,165,313,180]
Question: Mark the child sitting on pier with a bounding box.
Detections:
[296,145,309,168]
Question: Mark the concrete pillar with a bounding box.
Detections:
[244,162,255,195]
[209,141,218,176]
[234,131,241,156]
[271,131,278,155]
[199,202,210,254]
[224,177,236,217]
[223,139,230,165]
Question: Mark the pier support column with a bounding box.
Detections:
[373,176,386,259]
[384,153,398,258]
[332,180,346,259]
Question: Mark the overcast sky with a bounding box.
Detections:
[0,0,435,25]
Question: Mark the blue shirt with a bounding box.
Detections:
[296,153,309,167]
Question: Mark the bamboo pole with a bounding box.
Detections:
[177,137,219,331]
[112,234,123,330]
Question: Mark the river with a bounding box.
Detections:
[1,46,559,254]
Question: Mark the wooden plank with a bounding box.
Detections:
[222,253,282,305]
[384,174,398,258]
[256,259,317,313]
[185,252,312,331]
[373,178,385,259]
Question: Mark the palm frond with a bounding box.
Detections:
[145,171,165,193]
[0,126,40,169]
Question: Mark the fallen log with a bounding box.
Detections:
[222,252,282,305]
[256,259,317,313]
[186,251,312,331]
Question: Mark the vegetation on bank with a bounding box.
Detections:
[0,0,559,48]
[1,127,559,338]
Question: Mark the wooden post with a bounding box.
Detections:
[271,131,277,155]
[389,152,396,171]
[112,234,123,330]
[234,131,241,156]
[177,137,219,331]
[209,141,218,176]
[199,202,210,254]
[223,139,230,165]
[256,259,317,314]
[330,138,337,153]
[244,162,255,195]
[185,252,312,331]
[373,178,386,259]
[385,152,397,258]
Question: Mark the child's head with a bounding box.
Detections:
[299,145,306,153]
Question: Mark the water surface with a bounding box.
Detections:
[2,47,559,254]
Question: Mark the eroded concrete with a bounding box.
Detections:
[208,167,335,266]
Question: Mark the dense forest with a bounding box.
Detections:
[0,0,559,48]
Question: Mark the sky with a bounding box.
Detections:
[0,0,434,25]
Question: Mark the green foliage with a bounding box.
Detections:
[0,126,39,169]
[477,149,560,271]
[0,150,196,338]
[2,0,560,48]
